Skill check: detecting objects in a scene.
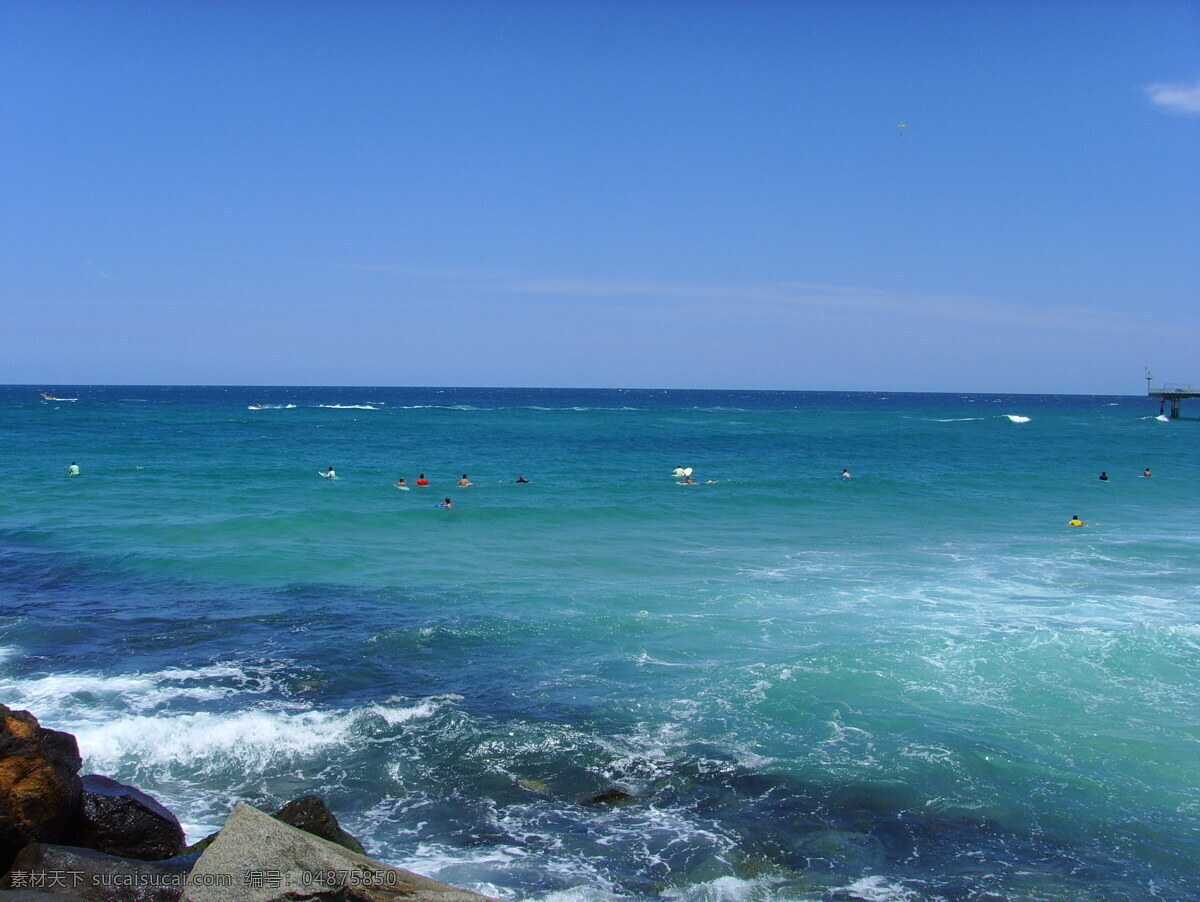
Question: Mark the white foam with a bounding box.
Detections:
[75,708,361,771]
[72,694,456,773]
[525,406,639,412]
[661,875,788,901]
[0,663,286,717]
[829,876,923,901]
[0,672,157,711]
[396,840,624,900]
[534,889,624,902]
[1002,415,1031,423]
[154,664,264,682]
[634,651,689,667]
[369,697,449,726]
[318,404,379,410]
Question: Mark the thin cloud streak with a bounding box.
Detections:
[338,263,506,281]
[493,275,1191,340]
[329,264,1197,343]
[1145,78,1200,114]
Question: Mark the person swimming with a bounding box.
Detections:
[1068,515,1086,527]
[457,474,472,486]
[1143,468,1152,477]
[1098,471,1109,482]
[437,497,453,508]
[395,477,409,489]
[841,468,851,478]
[319,466,336,479]
[415,474,429,486]
[515,475,530,483]
[66,462,80,476]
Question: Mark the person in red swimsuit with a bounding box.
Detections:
[415,474,429,486]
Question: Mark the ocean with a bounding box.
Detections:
[1,385,1196,901]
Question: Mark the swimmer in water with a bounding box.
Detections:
[395,477,409,489]
[438,497,453,508]
[515,475,530,483]
[319,466,336,479]
[457,474,472,486]
[66,462,80,476]
[1143,468,1152,477]
[1098,471,1109,482]
[415,474,429,486]
[1068,515,1086,527]
[841,468,851,478]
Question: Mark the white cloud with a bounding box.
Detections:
[1145,79,1200,114]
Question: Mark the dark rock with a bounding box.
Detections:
[580,788,636,806]
[66,776,183,862]
[176,833,217,858]
[272,795,365,855]
[181,803,495,901]
[1,843,197,902]
[181,795,366,857]
[0,706,83,873]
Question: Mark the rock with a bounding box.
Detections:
[66,776,183,861]
[181,795,364,857]
[176,833,217,858]
[180,803,496,901]
[271,795,365,855]
[0,706,83,873]
[579,788,635,806]
[1,843,197,902]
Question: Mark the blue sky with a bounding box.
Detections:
[2,0,1197,393]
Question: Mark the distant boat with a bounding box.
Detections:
[40,391,77,402]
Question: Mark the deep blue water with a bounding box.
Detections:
[1,386,1197,901]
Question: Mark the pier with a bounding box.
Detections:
[1148,383,1200,419]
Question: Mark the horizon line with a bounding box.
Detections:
[7,382,1161,399]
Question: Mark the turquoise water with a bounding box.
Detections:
[1,386,1196,901]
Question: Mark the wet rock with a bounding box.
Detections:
[271,795,365,855]
[1,843,197,902]
[66,776,183,861]
[0,706,83,873]
[180,803,495,901]
[579,788,636,806]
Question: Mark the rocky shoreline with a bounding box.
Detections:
[1,704,495,901]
